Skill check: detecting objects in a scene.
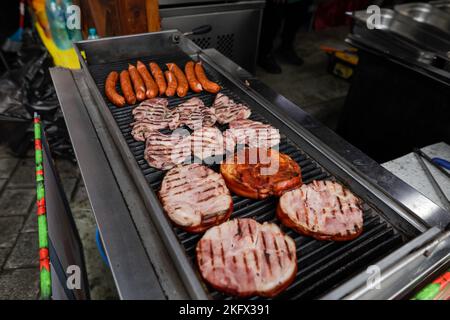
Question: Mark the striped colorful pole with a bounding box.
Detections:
[34,113,52,299]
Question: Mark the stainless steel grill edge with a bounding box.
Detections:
[52,30,450,299]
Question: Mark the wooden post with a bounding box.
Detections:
[145,0,161,32]
[79,0,156,37]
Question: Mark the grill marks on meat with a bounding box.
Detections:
[144,131,191,170]
[225,119,280,149]
[221,148,302,199]
[130,98,179,141]
[191,127,233,161]
[277,180,364,241]
[212,93,251,124]
[159,164,233,232]
[176,97,216,130]
[196,218,297,297]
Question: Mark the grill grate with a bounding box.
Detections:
[87,52,405,299]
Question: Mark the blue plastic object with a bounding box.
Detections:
[87,28,99,40]
[432,157,450,171]
[46,0,72,50]
[95,228,110,268]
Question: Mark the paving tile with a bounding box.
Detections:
[22,211,38,233]
[0,247,10,267]
[0,216,24,248]
[0,189,35,216]
[4,232,38,269]
[61,177,78,202]
[71,183,92,211]
[8,158,35,188]
[55,159,80,178]
[0,144,13,159]
[0,268,39,299]
[0,158,18,179]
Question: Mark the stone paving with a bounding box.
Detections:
[0,143,117,300]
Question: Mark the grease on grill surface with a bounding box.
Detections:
[88,53,405,299]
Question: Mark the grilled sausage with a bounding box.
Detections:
[164,70,177,97]
[128,64,146,101]
[166,63,189,97]
[120,70,136,105]
[105,71,126,107]
[149,62,167,96]
[185,61,203,93]
[136,61,159,99]
[194,62,221,94]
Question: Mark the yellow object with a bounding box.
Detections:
[31,0,51,38]
[36,22,80,69]
[335,51,359,65]
[333,62,353,80]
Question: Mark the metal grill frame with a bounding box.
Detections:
[72,30,449,299]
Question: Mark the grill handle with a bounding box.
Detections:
[182,25,212,37]
[172,25,212,44]
[189,25,212,36]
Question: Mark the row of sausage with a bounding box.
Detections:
[104,61,221,107]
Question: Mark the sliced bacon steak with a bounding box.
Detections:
[159,164,233,232]
[130,98,179,141]
[225,119,280,149]
[277,180,364,241]
[191,127,233,162]
[144,130,191,170]
[212,93,251,124]
[176,97,216,130]
[196,218,297,297]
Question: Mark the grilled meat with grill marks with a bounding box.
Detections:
[221,148,302,199]
[130,98,179,141]
[225,119,280,149]
[144,131,191,170]
[196,218,297,297]
[159,164,233,232]
[212,93,251,124]
[277,180,364,241]
[191,127,233,161]
[176,97,216,130]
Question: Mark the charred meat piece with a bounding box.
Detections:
[159,164,233,232]
[196,218,297,297]
[225,119,280,149]
[176,97,216,130]
[277,180,364,241]
[144,131,191,170]
[212,93,251,124]
[221,148,302,199]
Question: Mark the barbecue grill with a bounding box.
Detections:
[49,30,450,300]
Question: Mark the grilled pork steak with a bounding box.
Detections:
[212,93,251,124]
[159,164,233,232]
[225,119,280,149]
[196,218,297,297]
[144,131,191,170]
[176,97,216,130]
[221,148,302,199]
[277,180,364,241]
[131,98,179,141]
[191,127,233,161]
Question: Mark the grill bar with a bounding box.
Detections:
[86,51,408,299]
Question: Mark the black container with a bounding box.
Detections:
[337,49,450,163]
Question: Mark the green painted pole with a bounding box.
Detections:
[34,113,52,299]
